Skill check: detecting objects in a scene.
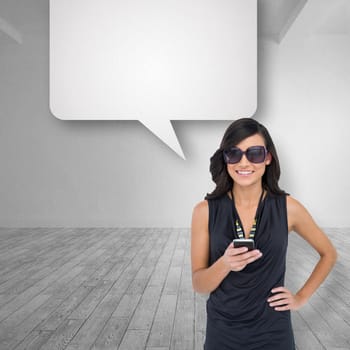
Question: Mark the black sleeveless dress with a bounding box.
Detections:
[205,192,295,350]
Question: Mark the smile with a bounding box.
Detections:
[236,170,254,175]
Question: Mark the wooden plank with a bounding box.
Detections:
[287,229,350,349]
[128,285,162,330]
[162,231,184,296]
[12,330,52,350]
[89,287,125,321]
[41,266,85,299]
[68,280,114,319]
[65,316,107,350]
[38,285,93,331]
[194,293,207,334]
[0,227,348,350]
[110,293,142,320]
[1,295,62,350]
[171,290,195,350]
[291,311,308,331]
[309,290,350,335]
[171,231,195,350]
[0,231,114,322]
[294,330,324,350]
[148,231,178,288]
[0,293,51,327]
[118,329,149,350]
[91,317,129,350]
[39,318,85,350]
[0,293,14,309]
[298,301,349,348]
[162,266,182,296]
[147,294,177,348]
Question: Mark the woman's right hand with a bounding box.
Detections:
[222,243,263,272]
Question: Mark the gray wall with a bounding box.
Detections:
[1,0,349,227]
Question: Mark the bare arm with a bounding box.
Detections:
[191,200,262,294]
[268,196,337,311]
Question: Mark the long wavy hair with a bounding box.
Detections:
[205,118,286,199]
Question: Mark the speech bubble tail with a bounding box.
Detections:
[140,119,185,160]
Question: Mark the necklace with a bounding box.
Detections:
[230,189,265,240]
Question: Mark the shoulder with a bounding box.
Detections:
[192,200,209,221]
[285,196,336,262]
[286,195,313,232]
[286,195,305,215]
[191,200,209,238]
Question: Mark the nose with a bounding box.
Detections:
[238,153,250,166]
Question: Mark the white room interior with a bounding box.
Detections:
[0,0,349,228]
[1,2,349,350]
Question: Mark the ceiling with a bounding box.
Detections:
[259,0,350,42]
[0,0,349,44]
[258,0,308,42]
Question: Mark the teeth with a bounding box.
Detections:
[237,171,253,175]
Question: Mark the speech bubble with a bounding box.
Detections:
[49,0,257,158]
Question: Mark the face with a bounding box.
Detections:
[226,133,272,189]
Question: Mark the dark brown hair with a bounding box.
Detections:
[205,118,286,199]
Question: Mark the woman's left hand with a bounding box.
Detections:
[267,286,307,311]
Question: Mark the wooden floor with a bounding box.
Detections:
[0,227,349,350]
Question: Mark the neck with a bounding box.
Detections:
[232,183,264,206]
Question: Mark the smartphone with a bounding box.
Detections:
[233,238,255,251]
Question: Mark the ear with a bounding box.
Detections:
[265,152,272,165]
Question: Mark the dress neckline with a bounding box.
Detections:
[227,190,268,239]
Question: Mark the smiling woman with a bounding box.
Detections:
[191,118,337,350]
[205,118,285,200]
[224,135,271,190]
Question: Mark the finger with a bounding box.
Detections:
[240,250,262,260]
[225,245,246,255]
[233,248,261,254]
[229,251,262,271]
[229,255,259,268]
[271,286,288,294]
[231,246,249,255]
[239,252,263,265]
[269,298,290,307]
[274,304,290,311]
[234,249,261,258]
[267,292,289,302]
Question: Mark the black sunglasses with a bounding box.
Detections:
[223,146,268,164]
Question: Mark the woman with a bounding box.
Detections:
[191,118,337,349]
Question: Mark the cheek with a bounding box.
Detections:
[226,165,236,178]
[255,164,267,174]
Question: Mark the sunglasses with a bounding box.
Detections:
[223,146,268,164]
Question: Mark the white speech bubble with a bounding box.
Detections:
[50,0,257,158]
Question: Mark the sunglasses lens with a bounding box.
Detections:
[246,146,266,163]
[223,148,242,164]
[224,146,267,164]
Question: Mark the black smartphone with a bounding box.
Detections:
[233,238,255,251]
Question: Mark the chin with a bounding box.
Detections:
[232,175,260,188]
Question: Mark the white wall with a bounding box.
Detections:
[1,1,349,227]
[257,32,350,227]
